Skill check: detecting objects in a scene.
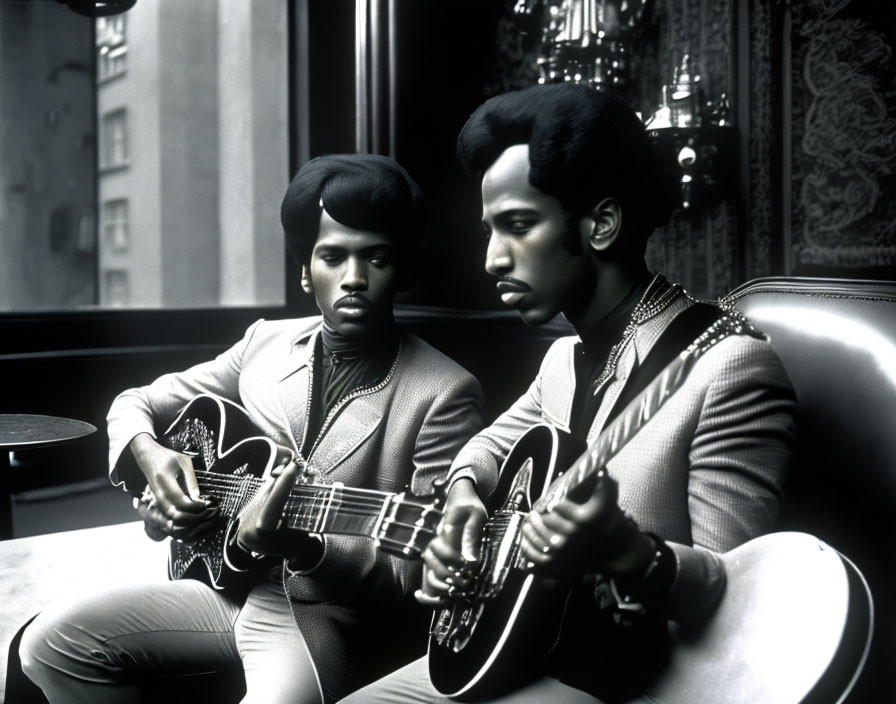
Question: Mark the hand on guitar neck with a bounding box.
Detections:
[234,456,325,567]
[130,432,218,541]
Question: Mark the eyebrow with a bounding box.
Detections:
[483,208,541,226]
[314,243,394,256]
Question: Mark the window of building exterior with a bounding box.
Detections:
[100,108,128,169]
[0,1,289,312]
[103,199,129,252]
[104,269,130,307]
[97,14,127,81]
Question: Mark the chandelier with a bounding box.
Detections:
[514,0,649,91]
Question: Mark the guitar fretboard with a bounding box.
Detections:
[193,469,439,553]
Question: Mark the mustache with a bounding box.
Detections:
[334,293,373,310]
[495,276,533,293]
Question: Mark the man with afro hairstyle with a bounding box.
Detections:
[20,154,484,704]
[343,84,796,703]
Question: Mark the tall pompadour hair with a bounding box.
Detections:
[456,83,677,258]
[280,153,425,290]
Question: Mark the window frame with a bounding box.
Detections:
[0,1,312,359]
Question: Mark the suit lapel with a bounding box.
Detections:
[275,327,318,454]
[310,395,383,475]
[540,338,578,433]
[587,295,691,443]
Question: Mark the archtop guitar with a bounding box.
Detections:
[144,393,441,590]
[427,313,872,703]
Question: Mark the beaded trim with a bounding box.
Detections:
[592,274,687,392]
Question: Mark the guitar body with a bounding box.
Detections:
[159,395,282,590]
[641,531,872,704]
[428,424,585,700]
[428,425,873,704]
[151,393,441,590]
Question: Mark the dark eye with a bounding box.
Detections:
[509,217,539,234]
[319,253,342,265]
[369,254,391,267]
[482,223,492,240]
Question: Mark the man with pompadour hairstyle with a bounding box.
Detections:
[342,83,796,703]
[20,154,484,704]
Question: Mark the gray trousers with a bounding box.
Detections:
[18,578,323,704]
[337,656,602,704]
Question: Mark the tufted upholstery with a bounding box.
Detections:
[727,276,896,703]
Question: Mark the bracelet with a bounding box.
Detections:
[609,531,677,610]
[633,532,677,601]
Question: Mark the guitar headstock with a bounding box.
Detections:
[375,491,442,560]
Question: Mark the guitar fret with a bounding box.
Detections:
[318,483,339,533]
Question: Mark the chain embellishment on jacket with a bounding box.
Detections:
[592,274,685,393]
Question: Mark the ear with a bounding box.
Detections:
[579,198,622,253]
[300,265,313,294]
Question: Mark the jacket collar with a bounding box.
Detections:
[277,323,322,382]
[586,289,691,441]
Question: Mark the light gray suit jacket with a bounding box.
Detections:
[107,316,484,605]
[449,292,797,624]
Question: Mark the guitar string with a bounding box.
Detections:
[194,484,422,517]
[183,475,438,534]
[191,470,433,507]
[191,474,424,511]
[190,473,439,524]
[180,467,484,546]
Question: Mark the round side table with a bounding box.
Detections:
[0,414,98,540]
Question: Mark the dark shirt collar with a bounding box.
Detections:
[576,274,652,356]
[320,317,399,365]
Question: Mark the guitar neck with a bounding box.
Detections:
[282,482,395,539]
[542,313,750,508]
[193,470,398,541]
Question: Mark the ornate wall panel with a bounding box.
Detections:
[789,0,896,275]
[745,0,776,282]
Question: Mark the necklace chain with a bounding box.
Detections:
[592,274,685,391]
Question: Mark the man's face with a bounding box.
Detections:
[305,208,399,337]
[481,144,591,326]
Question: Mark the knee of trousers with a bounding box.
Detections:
[19,606,122,687]
[19,612,58,685]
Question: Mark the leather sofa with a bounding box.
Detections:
[728,276,896,703]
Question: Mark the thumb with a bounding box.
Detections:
[178,454,201,500]
[460,509,486,563]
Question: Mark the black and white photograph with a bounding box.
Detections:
[1,1,894,702]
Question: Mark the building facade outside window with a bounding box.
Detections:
[97,14,127,81]
[0,0,289,312]
[104,269,130,307]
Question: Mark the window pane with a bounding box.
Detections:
[103,199,129,252]
[0,0,289,311]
